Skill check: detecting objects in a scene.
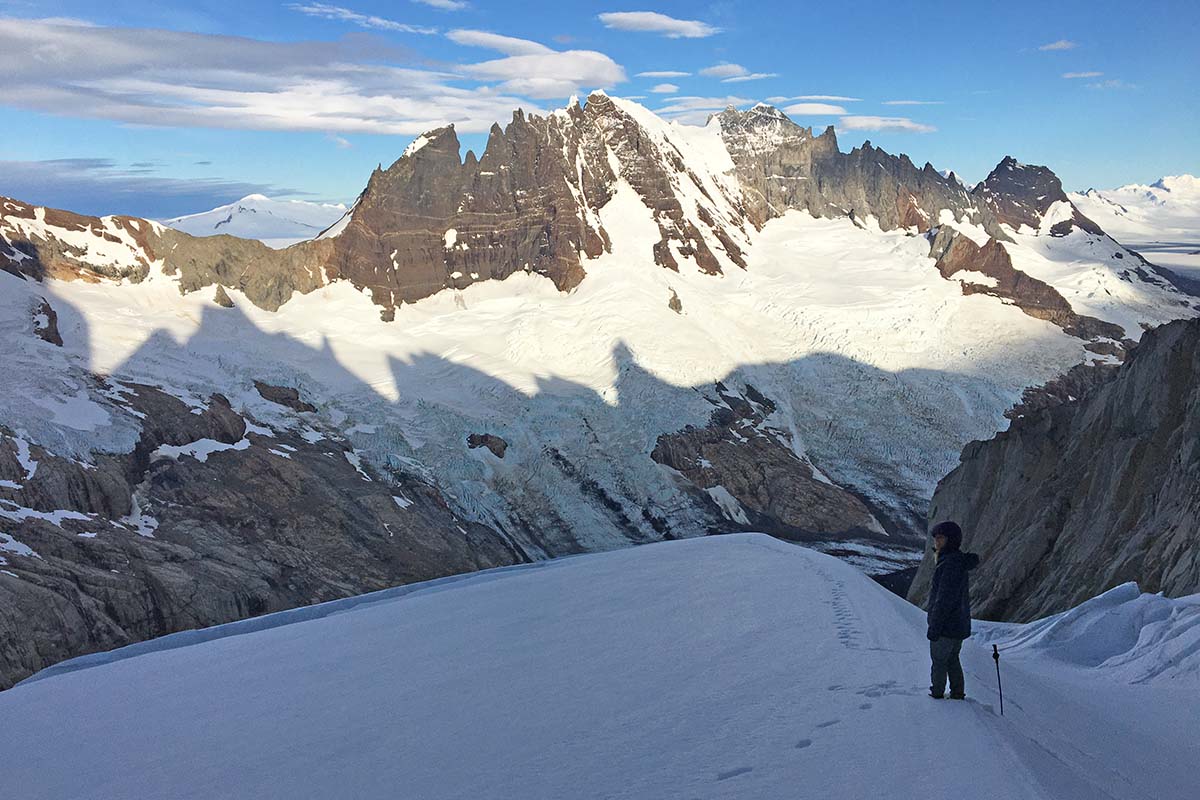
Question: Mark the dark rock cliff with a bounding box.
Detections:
[0,384,519,689]
[908,317,1200,621]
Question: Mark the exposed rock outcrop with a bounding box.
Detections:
[928,226,1127,341]
[651,384,885,541]
[212,285,234,308]
[31,298,62,346]
[467,433,508,459]
[908,317,1200,621]
[0,383,519,689]
[254,381,317,413]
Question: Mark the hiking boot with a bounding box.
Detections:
[928,690,944,699]
[949,693,966,700]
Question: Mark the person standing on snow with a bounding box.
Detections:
[925,520,980,700]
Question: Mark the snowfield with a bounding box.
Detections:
[163,194,347,248]
[2,534,1195,800]
[1071,175,1200,278]
[1,188,1147,551]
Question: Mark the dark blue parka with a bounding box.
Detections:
[926,548,980,640]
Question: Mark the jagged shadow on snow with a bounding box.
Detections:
[29,279,1047,553]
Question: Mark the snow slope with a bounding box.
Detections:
[3,100,1196,555]
[2,194,1095,549]
[162,194,347,248]
[1071,175,1200,278]
[2,534,1195,800]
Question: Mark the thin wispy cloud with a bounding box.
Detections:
[1088,79,1136,89]
[650,83,678,94]
[0,17,621,133]
[723,73,777,83]
[838,116,936,133]
[1038,39,1077,51]
[447,29,553,55]
[325,133,353,149]
[636,70,690,78]
[0,157,311,218]
[411,0,468,9]
[882,100,943,105]
[597,11,719,38]
[453,30,625,98]
[287,3,437,34]
[699,63,747,79]
[1062,71,1102,79]
[783,102,846,116]
[655,94,752,124]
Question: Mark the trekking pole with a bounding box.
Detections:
[992,644,1004,716]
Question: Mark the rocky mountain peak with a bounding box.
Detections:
[973,156,1103,236]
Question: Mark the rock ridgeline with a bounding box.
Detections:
[908,317,1200,621]
[716,104,1008,238]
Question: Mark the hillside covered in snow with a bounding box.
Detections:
[1,94,1197,688]
[2,535,1196,800]
[1071,175,1200,278]
[163,194,348,248]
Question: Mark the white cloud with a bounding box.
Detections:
[650,83,678,94]
[765,96,788,103]
[0,17,598,134]
[325,133,353,149]
[882,100,943,105]
[699,63,747,79]
[446,29,553,55]
[1088,79,1136,89]
[412,0,468,9]
[722,72,777,83]
[1038,39,1077,51]
[461,49,626,98]
[597,11,719,38]
[1062,71,1102,79]
[782,103,847,116]
[636,70,690,78]
[287,3,437,34]
[838,115,936,133]
[655,95,753,124]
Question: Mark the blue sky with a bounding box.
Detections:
[0,0,1196,217]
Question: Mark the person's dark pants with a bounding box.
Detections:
[930,637,965,697]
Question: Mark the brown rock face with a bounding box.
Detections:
[0,383,519,689]
[929,226,1126,341]
[651,384,885,541]
[254,381,317,413]
[320,95,751,314]
[467,433,508,459]
[908,317,1200,621]
[31,298,62,346]
[971,156,1104,236]
[0,195,330,312]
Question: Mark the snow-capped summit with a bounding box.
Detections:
[163,194,347,248]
